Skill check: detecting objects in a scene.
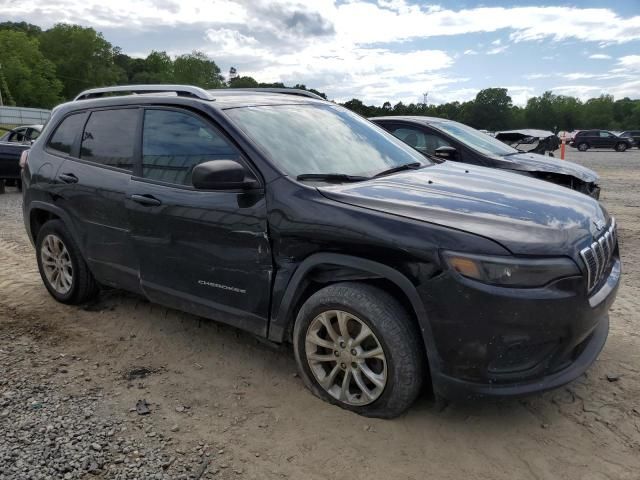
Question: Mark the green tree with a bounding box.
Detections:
[0,21,42,37]
[0,30,62,108]
[228,76,259,88]
[173,51,224,88]
[525,91,556,129]
[469,88,512,130]
[39,24,123,99]
[582,95,615,129]
[132,51,174,84]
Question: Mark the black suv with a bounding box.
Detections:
[619,130,640,148]
[371,116,601,199]
[570,130,633,152]
[22,85,620,418]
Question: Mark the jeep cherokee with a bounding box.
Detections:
[21,85,620,418]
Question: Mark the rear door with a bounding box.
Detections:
[52,107,141,292]
[580,131,597,147]
[127,107,272,335]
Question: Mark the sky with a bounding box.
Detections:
[1,0,639,106]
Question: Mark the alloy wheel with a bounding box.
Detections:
[40,234,73,295]
[305,310,387,406]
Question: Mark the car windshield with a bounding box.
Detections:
[436,121,519,157]
[225,103,431,178]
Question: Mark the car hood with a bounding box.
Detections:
[496,152,598,184]
[318,162,607,256]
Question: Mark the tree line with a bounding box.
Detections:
[1,21,638,131]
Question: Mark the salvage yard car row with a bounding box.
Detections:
[17,85,621,417]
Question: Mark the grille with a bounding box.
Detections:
[580,218,617,292]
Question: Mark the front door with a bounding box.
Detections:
[127,107,273,336]
[599,131,615,148]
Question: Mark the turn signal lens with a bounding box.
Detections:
[447,256,482,280]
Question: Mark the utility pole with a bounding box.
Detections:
[423,92,429,106]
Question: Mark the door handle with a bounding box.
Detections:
[58,173,78,184]
[131,194,162,207]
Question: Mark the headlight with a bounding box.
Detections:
[442,251,580,287]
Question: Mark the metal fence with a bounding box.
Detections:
[0,106,51,127]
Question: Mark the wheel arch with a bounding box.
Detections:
[28,201,81,249]
[268,253,439,371]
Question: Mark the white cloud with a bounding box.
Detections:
[564,72,602,80]
[589,53,612,60]
[550,85,604,100]
[504,86,536,106]
[1,1,639,104]
[486,45,508,55]
[617,55,640,70]
[3,1,639,44]
[2,0,248,28]
[524,73,553,80]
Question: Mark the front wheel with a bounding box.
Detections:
[615,143,628,152]
[577,142,589,152]
[293,282,425,418]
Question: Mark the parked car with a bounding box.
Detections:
[0,124,43,143]
[494,129,560,155]
[0,125,42,188]
[557,130,573,143]
[22,85,620,418]
[570,130,633,152]
[371,116,601,199]
[619,130,640,148]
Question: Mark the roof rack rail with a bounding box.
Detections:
[211,88,324,100]
[74,85,215,101]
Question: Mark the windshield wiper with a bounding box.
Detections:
[373,162,423,178]
[296,173,370,183]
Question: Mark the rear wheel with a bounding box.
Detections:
[293,282,425,418]
[36,220,99,304]
[577,142,589,152]
[615,142,627,152]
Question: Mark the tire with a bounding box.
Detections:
[615,143,627,152]
[293,282,425,418]
[577,142,589,152]
[35,219,99,304]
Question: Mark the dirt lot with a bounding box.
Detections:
[1,148,639,479]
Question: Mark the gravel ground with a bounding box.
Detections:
[0,147,639,480]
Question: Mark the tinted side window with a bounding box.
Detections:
[47,113,85,155]
[142,109,238,186]
[80,109,138,171]
[392,127,451,155]
[27,128,41,141]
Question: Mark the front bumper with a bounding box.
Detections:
[419,257,620,400]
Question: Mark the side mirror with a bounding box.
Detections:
[434,146,457,160]
[192,160,257,190]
